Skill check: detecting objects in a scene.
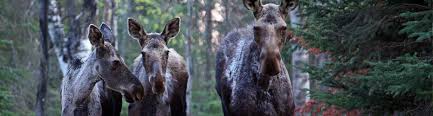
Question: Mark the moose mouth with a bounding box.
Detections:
[122,85,144,103]
[123,91,134,103]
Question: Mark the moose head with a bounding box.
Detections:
[127,18,181,95]
[244,0,297,76]
[88,24,144,102]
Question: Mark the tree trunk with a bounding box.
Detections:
[185,0,194,115]
[36,0,49,115]
[103,0,117,48]
[118,0,134,57]
[64,0,97,62]
[46,0,97,77]
[103,0,115,27]
[222,0,232,30]
[47,0,68,76]
[289,6,312,110]
[204,0,213,79]
[291,49,310,108]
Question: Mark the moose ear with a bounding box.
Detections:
[280,0,297,15]
[161,17,180,43]
[128,18,148,47]
[100,23,116,47]
[243,0,262,17]
[88,24,104,47]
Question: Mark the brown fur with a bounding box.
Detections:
[127,18,188,116]
[61,24,144,116]
[215,0,297,115]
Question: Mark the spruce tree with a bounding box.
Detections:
[296,0,433,114]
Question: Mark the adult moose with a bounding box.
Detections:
[61,24,144,116]
[215,0,297,115]
[127,17,188,116]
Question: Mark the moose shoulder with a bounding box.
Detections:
[127,18,189,116]
[215,0,296,115]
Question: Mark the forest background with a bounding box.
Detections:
[0,0,432,115]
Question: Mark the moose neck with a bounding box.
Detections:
[71,52,102,105]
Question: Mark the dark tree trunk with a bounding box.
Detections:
[204,0,213,79]
[103,0,115,27]
[82,0,98,27]
[185,0,194,115]
[36,0,49,115]
[222,0,232,30]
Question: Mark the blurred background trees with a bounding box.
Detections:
[0,0,432,115]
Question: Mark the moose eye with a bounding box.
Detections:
[113,60,121,65]
[141,51,146,58]
[278,26,287,36]
[278,26,287,31]
[112,60,121,70]
[141,51,147,64]
[165,50,170,59]
[253,26,263,32]
[162,50,170,63]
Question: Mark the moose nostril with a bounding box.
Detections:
[136,85,144,96]
[136,92,143,101]
[123,90,133,103]
[276,54,281,60]
[113,60,121,66]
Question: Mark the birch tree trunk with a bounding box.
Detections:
[289,7,312,109]
[46,0,97,77]
[64,0,96,62]
[36,0,49,115]
[47,0,68,76]
[291,49,310,108]
[185,0,194,115]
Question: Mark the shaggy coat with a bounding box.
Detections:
[127,18,188,116]
[61,24,143,116]
[215,0,297,115]
[128,49,188,116]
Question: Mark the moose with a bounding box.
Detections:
[127,17,189,116]
[215,0,297,115]
[61,24,144,116]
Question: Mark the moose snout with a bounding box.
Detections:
[260,52,282,76]
[149,73,165,95]
[124,83,144,103]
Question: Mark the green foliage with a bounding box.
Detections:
[0,66,34,116]
[0,68,15,115]
[0,0,51,115]
[308,55,432,111]
[191,88,223,116]
[400,10,433,42]
[298,0,433,113]
[0,88,14,116]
